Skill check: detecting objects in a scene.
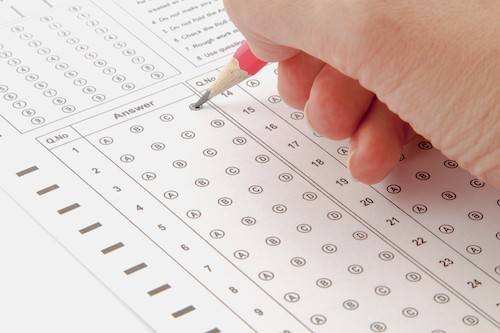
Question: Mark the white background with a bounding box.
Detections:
[0,188,152,333]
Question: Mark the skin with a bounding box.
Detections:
[223,0,500,188]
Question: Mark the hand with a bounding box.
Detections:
[224,0,500,188]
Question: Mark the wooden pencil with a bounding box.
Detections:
[193,41,267,108]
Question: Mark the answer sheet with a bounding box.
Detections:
[0,1,498,332]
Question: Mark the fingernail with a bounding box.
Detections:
[347,139,359,182]
[303,100,314,130]
[304,100,324,137]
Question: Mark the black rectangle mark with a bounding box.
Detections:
[57,203,80,215]
[37,184,59,195]
[172,305,195,318]
[16,166,38,177]
[42,0,53,8]
[124,263,147,275]
[79,222,102,234]
[10,6,24,18]
[205,329,221,333]
[101,242,124,254]
[147,283,171,296]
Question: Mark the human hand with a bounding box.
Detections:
[224,0,500,188]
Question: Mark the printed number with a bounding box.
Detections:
[336,178,349,186]
[157,224,166,231]
[181,244,190,251]
[92,167,100,174]
[255,309,264,316]
[229,286,239,293]
[265,123,278,131]
[243,106,255,114]
[72,147,79,153]
[113,186,121,192]
[221,90,233,97]
[288,140,299,149]
[136,205,143,211]
[439,258,454,267]
[360,198,374,206]
[311,159,325,167]
[386,217,400,226]
[467,279,482,288]
[204,265,212,272]
[412,237,427,246]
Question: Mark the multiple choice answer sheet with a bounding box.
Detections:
[0,1,499,332]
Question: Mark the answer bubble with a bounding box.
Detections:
[291,257,306,267]
[269,95,282,104]
[272,204,287,213]
[7,58,21,66]
[121,83,135,91]
[13,101,27,109]
[210,229,225,239]
[433,293,450,304]
[92,94,106,102]
[194,178,209,187]
[322,244,337,253]
[379,251,395,261]
[406,272,422,282]
[284,292,300,303]
[55,63,69,70]
[40,15,54,23]
[95,27,108,34]
[462,315,479,326]
[52,97,66,105]
[22,109,36,117]
[370,322,387,332]
[258,271,274,281]
[19,33,33,40]
[123,49,136,56]
[132,56,145,64]
[141,64,154,72]
[120,154,135,163]
[37,47,51,55]
[31,117,45,125]
[241,216,256,226]
[343,300,359,310]
[151,72,165,80]
[77,12,91,19]
[374,286,390,296]
[58,30,71,38]
[87,20,100,27]
[104,34,117,41]
[34,81,48,89]
[4,93,17,101]
[316,278,332,288]
[348,264,363,274]
[48,22,62,30]
[163,191,178,199]
[103,67,117,75]
[265,236,280,246]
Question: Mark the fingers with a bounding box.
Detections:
[347,99,408,184]
[278,54,409,184]
[305,65,374,140]
[277,53,326,110]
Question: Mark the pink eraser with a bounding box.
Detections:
[234,41,268,75]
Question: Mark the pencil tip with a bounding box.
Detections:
[192,90,211,110]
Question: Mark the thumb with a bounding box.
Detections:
[224,0,363,74]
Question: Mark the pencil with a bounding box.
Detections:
[193,41,268,108]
